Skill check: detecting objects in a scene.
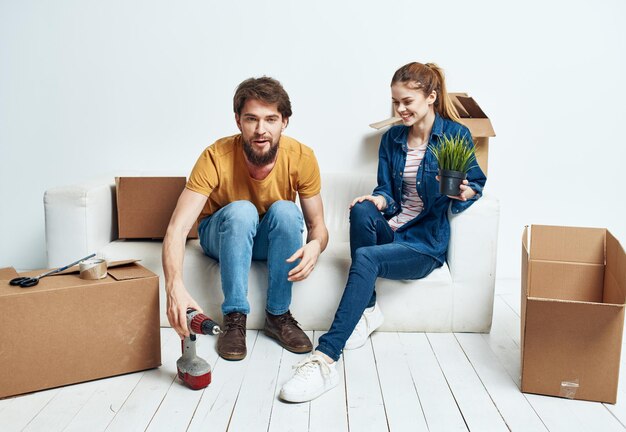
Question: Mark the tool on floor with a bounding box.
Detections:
[177,308,222,390]
[9,253,96,288]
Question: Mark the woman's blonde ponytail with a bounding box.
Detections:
[424,63,460,122]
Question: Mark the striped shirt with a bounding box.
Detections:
[388,144,427,230]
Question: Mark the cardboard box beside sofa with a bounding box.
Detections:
[520,225,626,404]
[116,176,198,239]
[0,263,161,399]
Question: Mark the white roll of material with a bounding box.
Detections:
[79,258,108,280]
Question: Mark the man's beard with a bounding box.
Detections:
[243,138,279,167]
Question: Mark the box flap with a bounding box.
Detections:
[456,118,496,138]
[108,263,156,281]
[451,94,487,118]
[449,93,495,138]
[520,226,530,370]
[530,225,606,264]
[604,231,626,305]
[449,92,469,117]
[108,259,141,268]
[529,261,604,302]
[56,259,141,276]
[0,267,19,280]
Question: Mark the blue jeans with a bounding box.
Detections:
[198,200,304,316]
[317,201,441,361]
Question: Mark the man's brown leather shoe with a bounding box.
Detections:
[217,312,247,361]
[264,310,312,353]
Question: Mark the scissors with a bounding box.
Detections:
[9,253,96,288]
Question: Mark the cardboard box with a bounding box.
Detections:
[449,93,496,175]
[0,262,161,399]
[116,177,198,239]
[369,93,496,175]
[520,225,626,403]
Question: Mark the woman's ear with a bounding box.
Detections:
[427,90,437,105]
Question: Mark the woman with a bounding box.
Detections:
[280,62,487,403]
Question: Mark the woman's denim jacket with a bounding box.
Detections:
[372,113,487,264]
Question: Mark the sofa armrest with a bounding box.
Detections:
[44,178,117,267]
[447,194,500,331]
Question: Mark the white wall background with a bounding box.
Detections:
[1,0,625,277]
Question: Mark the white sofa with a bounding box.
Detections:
[44,173,500,332]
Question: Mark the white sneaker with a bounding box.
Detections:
[344,303,384,350]
[279,354,339,403]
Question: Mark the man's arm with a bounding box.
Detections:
[162,188,208,339]
[286,194,328,282]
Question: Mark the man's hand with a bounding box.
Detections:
[286,239,322,282]
[350,194,387,210]
[162,188,207,339]
[166,281,204,339]
[295,193,328,282]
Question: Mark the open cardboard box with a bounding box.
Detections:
[370,93,495,175]
[521,225,626,403]
[0,261,161,399]
[116,176,198,240]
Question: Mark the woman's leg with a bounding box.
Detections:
[316,243,441,361]
[349,200,394,259]
[348,200,394,307]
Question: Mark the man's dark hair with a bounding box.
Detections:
[233,77,292,119]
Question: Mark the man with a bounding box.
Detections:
[162,77,328,361]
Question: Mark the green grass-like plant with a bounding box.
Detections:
[429,131,476,173]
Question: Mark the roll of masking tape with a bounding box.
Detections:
[79,258,108,280]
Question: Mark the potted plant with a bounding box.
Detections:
[429,132,476,196]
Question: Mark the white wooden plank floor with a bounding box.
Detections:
[2,279,626,432]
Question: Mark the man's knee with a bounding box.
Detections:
[265,200,303,228]
[221,201,259,233]
[267,200,300,218]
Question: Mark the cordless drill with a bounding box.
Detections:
[176,308,221,390]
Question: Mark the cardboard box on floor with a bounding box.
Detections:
[116,176,198,240]
[521,225,626,404]
[0,262,161,399]
[369,93,496,175]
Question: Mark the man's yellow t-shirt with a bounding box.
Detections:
[186,134,321,223]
